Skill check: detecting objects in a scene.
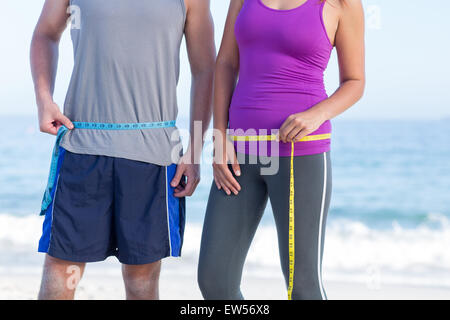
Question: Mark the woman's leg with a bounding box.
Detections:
[265,152,332,300]
[198,163,269,300]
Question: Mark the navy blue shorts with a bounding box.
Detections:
[38,147,185,265]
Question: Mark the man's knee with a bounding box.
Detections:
[122,261,161,280]
[122,261,161,296]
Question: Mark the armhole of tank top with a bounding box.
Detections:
[319,0,333,48]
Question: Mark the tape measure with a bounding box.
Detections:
[40,120,176,216]
[230,132,331,300]
[72,120,176,130]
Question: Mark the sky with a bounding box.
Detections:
[0,0,449,120]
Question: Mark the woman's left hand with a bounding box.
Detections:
[279,109,327,143]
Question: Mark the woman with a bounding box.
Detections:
[198,0,365,300]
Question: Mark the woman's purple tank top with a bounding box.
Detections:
[229,0,333,157]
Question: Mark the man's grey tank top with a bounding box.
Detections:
[60,0,186,166]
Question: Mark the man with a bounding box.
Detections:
[30,0,215,300]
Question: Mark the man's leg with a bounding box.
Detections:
[113,159,186,300]
[37,150,115,300]
[38,255,86,300]
[122,261,161,300]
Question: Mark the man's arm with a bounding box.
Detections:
[30,0,73,135]
[171,0,216,197]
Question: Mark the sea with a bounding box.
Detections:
[0,115,449,288]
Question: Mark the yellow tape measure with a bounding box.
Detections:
[230,132,331,300]
[231,133,331,143]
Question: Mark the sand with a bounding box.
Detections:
[1,258,449,300]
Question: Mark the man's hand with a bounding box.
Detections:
[171,153,201,198]
[38,99,74,135]
[180,0,214,198]
[279,108,327,143]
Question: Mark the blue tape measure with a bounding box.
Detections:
[40,120,176,215]
[72,120,176,130]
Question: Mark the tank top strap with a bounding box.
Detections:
[305,0,325,13]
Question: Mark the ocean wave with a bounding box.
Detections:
[1,213,450,288]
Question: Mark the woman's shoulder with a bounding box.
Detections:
[325,0,363,13]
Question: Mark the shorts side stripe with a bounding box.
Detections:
[47,175,61,252]
[165,167,173,256]
[38,147,66,253]
[166,164,182,256]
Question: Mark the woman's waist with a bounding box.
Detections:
[229,125,332,157]
[232,75,327,98]
[231,89,327,105]
[228,120,331,138]
[229,105,330,132]
[230,87,328,113]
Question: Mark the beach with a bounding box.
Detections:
[1,117,450,300]
[2,259,450,300]
[2,0,450,302]
[1,214,450,300]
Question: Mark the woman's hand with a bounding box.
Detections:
[212,137,241,196]
[279,108,327,143]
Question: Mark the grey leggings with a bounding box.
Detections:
[198,152,332,300]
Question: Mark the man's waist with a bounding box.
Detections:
[69,120,176,130]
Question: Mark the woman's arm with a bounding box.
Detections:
[213,0,242,136]
[279,0,366,142]
[212,0,244,195]
[30,0,74,135]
